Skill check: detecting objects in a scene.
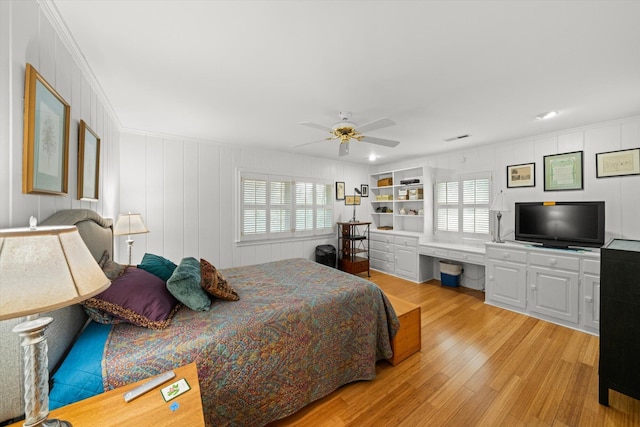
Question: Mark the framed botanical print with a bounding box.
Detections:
[336,181,345,200]
[22,63,70,195]
[78,120,101,200]
[544,151,583,191]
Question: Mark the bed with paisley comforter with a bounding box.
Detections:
[103,258,399,426]
[0,209,399,427]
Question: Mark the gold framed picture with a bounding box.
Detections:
[78,120,101,200]
[345,195,361,205]
[22,63,70,195]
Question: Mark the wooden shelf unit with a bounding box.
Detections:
[337,222,370,276]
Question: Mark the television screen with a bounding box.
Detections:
[515,201,605,249]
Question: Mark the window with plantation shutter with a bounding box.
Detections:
[240,171,333,241]
[434,172,491,239]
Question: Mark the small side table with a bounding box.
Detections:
[9,363,205,427]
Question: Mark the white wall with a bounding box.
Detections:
[119,132,371,267]
[378,115,640,243]
[0,0,120,231]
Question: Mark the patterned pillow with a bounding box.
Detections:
[166,257,211,311]
[200,258,240,301]
[82,267,181,329]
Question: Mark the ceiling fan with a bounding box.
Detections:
[295,112,400,157]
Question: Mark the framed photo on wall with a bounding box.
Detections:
[544,151,583,191]
[336,181,345,200]
[78,120,101,201]
[361,184,369,197]
[345,195,361,205]
[22,63,70,195]
[596,148,640,178]
[507,162,535,188]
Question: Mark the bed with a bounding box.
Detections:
[0,209,399,426]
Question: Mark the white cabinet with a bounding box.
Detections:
[370,231,422,282]
[582,259,600,331]
[484,242,601,334]
[394,236,418,280]
[370,166,426,234]
[486,246,528,309]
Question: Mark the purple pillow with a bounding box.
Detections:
[82,267,181,329]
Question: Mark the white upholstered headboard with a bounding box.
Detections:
[0,209,113,423]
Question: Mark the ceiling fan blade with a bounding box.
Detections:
[360,135,400,147]
[292,138,331,148]
[299,122,332,132]
[355,117,396,134]
[339,141,350,157]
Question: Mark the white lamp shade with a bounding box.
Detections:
[489,190,510,212]
[113,213,149,236]
[0,226,110,320]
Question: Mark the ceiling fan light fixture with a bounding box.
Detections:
[536,111,559,120]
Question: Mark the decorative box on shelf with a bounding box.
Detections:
[377,177,393,187]
[409,188,423,200]
[376,194,393,201]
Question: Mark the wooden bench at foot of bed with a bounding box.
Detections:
[385,294,421,366]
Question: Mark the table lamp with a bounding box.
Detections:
[113,213,149,265]
[0,222,110,427]
[489,190,510,243]
[349,187,362,222]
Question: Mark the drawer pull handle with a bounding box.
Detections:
[488,275,494,281]
[531,284,537,291]
[585,296,593,303]
[503,253,510,259]
[549,258,557,265]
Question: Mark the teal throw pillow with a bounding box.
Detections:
[166,257,211,311]
[137,253,177,282]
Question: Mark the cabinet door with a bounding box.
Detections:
[395,245,417,280]
[529,266,579,323]
[583,273,600,330]
[486,260,527,309]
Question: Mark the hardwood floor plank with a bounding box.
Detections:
[270,270,640,426]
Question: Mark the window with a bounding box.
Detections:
[240,171,333,241]
[435,172,490,238]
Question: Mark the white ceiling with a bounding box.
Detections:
[51,0,640,165]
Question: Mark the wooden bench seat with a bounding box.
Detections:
[385,294,421,365]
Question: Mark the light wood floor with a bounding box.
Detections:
[271,270,640,427]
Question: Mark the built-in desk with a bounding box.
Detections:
[418,241,486,290]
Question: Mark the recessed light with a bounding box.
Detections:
[368,154,377,161]
[536,111,559,120]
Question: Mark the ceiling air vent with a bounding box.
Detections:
[443,134,470,142]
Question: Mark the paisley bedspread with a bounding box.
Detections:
[103,258,399,426]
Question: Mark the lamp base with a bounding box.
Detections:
[13,317,73,427]
[495,211,505,243]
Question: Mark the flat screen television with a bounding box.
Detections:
[514,201,605,249]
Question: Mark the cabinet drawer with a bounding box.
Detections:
[583,258,600,275]
[448,250,485,265]
[419,245,435,256]
[370,240,392,252]
[371,249,394,262]
[394,236,418,247]
[487,247,527,263]
[529,252,579,271]
[434,248,449,258]
[370,232,393,244]
[371,258,393,272]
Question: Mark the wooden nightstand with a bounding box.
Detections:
[9,363,205,427]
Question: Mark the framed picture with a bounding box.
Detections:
[361,184,369,197]
[345,195,361,205]
[596,148,640,178]
[335,181,345,200]
[507,162,535,188]
[78,120,101,201]
[22,64,70,195]
[544,151,583,191]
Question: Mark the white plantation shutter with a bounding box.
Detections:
[435,173,491,238]
[240,171,333,241]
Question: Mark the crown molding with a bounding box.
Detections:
[38,0,122,130]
